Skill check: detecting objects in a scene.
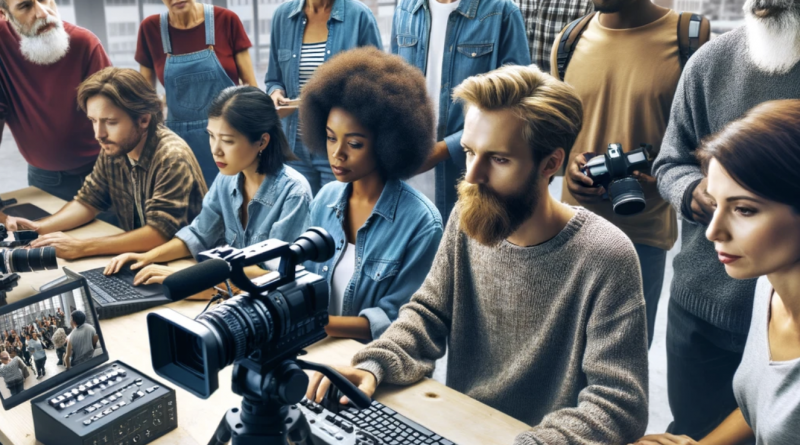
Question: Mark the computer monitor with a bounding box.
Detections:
[0,270,108,409]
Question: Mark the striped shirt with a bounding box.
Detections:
[297,41,327,141]
[516,0,594,72]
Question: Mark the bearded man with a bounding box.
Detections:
[634,0,800,441]
[0,0,110,221]
[305,65,650,445]
[5,67,207,260]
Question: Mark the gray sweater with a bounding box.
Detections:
[653,26,800,334]
[733,277,800,445]
[353,207,649,444]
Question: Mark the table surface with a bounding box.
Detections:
[0,187,530,445]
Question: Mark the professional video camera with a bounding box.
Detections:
[0,223,58,300]
[146,228,371,445]
[582,143,656,216]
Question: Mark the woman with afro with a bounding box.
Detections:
[300,47,443,341]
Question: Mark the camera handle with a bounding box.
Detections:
[208,357,371,445]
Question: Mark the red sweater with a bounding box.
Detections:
[0,22,111,172]
[135,6,252,86]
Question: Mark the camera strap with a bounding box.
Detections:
[556,11,711,81]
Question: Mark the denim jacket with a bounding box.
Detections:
[175,166,312,258]
[391,0,530,219]
[265,0,383,160]
[305,179,443,339]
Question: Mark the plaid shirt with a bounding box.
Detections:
[76,126,207,238]
[516,0,594,72]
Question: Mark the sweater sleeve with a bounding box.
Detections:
[515,241,649,445]
[351,207,458,385]
[652,57,706,223]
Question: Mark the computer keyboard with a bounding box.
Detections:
[80,268,141,303]
[298,398,458,445]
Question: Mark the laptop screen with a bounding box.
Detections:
[0,270,109,410]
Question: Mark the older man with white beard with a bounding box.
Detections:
[0,0,110,225]
[633,0,800,441]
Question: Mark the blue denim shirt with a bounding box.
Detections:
[265,0,383,160]
[391,0,530,219]
[175,166,312,258]
[305,179,443,339]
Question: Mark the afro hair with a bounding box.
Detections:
[299,47,435,180]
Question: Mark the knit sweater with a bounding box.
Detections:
[652,26,800,334]
[353,206,649,444]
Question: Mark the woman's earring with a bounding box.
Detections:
[258,150,263,157]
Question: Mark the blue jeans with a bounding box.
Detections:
[27,164,119,227]
[666,299,747,439]
[634,243,667,348]
[288,153,336,196]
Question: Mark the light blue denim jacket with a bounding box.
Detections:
[265,0,383,161]
[305,179,443,339]
[175,166,312,258]
[391,0,530,219]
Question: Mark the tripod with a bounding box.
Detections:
[208,356,371,445]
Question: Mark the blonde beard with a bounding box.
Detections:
[745,12,800,75]
[16,16,70,66]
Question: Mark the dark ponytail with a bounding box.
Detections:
[208,86,297,176]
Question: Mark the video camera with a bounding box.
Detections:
[147,228,371,445]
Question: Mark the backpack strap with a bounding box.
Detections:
[556,12,597,81]
[677,12,711,68]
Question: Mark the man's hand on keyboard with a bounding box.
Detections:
[104,252,152,276]
[307,365,377,405]
[132,264,176,286]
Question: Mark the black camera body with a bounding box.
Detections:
[147,228,335,399]
[582,143,655,216]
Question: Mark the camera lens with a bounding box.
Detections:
[609,178,646,216]
[4,247,58,274]
[196,296,274,368]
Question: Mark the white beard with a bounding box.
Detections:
[744,9,800,75]
[15,16,71,66]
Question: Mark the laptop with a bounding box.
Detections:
[72,265,172,319]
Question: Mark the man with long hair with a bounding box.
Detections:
[6,67,208,260]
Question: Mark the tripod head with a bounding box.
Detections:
[208,354,371,445]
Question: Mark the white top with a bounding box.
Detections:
[296,41,326,140]
[329,243,356,316]
[425,0,461,125]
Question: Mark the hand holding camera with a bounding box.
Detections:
[567,153,607,204]
[580,143,656,216]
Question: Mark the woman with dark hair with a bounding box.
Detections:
[105,86,312,285]
[266,0,382,195]
[299,47,443,341]
[634,100,800,445]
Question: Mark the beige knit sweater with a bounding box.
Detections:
[354,207,649,444]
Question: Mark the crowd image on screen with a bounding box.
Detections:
[0,288,102,399]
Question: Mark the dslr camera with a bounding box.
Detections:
[147,228,336,399]
[0,223,58,275]
[582,143,656,216]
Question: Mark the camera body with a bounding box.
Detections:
[147,228,335,399]
[582,143,655,216]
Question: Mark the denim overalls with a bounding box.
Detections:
[160,4,234,187]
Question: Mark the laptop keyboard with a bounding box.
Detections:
[80,268,142,303]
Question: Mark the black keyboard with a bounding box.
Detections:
[80,268,142,303]
[298,398,458,445]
